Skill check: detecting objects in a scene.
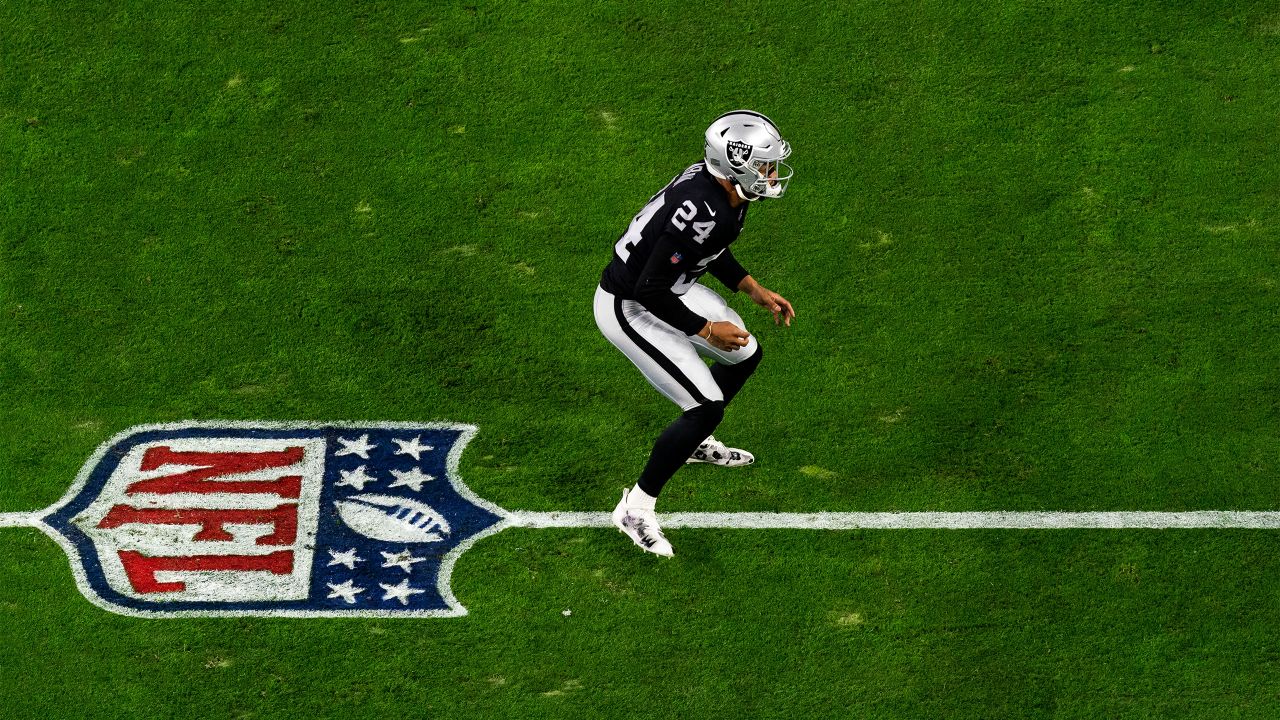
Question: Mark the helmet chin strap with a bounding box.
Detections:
[733,182,760,202]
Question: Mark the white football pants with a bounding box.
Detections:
[594,283,760,412]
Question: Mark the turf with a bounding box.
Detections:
[3,0,1280,717]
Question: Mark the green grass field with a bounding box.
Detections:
[3,1,1280,717]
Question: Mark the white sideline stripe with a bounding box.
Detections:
[508,511,1280,530]
[0,512,40,528]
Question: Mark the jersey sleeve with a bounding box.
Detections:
[633,233,709,336]
[707,248,749,292]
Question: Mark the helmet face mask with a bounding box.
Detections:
[704,110,793,201]
[745,146,793,199]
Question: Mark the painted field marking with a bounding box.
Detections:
[507,510,1280,530]
[501,507,1280,530]
[10,509,1278,532]
[0,512,40,528]
[5,420,1280,619]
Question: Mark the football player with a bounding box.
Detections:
[594,110,795,556]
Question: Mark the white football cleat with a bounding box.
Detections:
[611,489,674,557]
[686,435,754,466]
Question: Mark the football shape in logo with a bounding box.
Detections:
[335,494,451,543]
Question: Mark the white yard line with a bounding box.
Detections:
[11,508,1280,531]
[508,510,1280,530]
[0,512,40,528]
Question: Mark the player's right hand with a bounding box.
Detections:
[707,321,750,352]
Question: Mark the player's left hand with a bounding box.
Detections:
[748,286,795,326]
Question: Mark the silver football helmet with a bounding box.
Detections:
[704,110,793,201]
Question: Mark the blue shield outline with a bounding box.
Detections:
[32,421,511,618]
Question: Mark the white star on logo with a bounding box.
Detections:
[392,435,434,461]
[379,579,426,606]
[335,434,377,459]
[327,548,364,570]
[327,580,366,605]
[388,467,435,492]
[381,549,425,574]
[336,465,376,491]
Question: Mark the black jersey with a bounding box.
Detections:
[599,162,751,336]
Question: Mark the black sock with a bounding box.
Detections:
[710,345,762,407]
[636,401,725,497]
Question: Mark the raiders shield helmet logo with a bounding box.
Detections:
[726,140,753,169]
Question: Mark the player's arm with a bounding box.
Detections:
[633,235,711,335]
[707,248,750,293]
[634,235,750,351]
[738,274,795,327]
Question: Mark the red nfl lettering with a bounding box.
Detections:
[101,441,317,602]
[97,504,299,545]
[117,550,295,594]
[127,446,304,497]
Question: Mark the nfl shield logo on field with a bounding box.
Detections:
[39,422,506,617]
